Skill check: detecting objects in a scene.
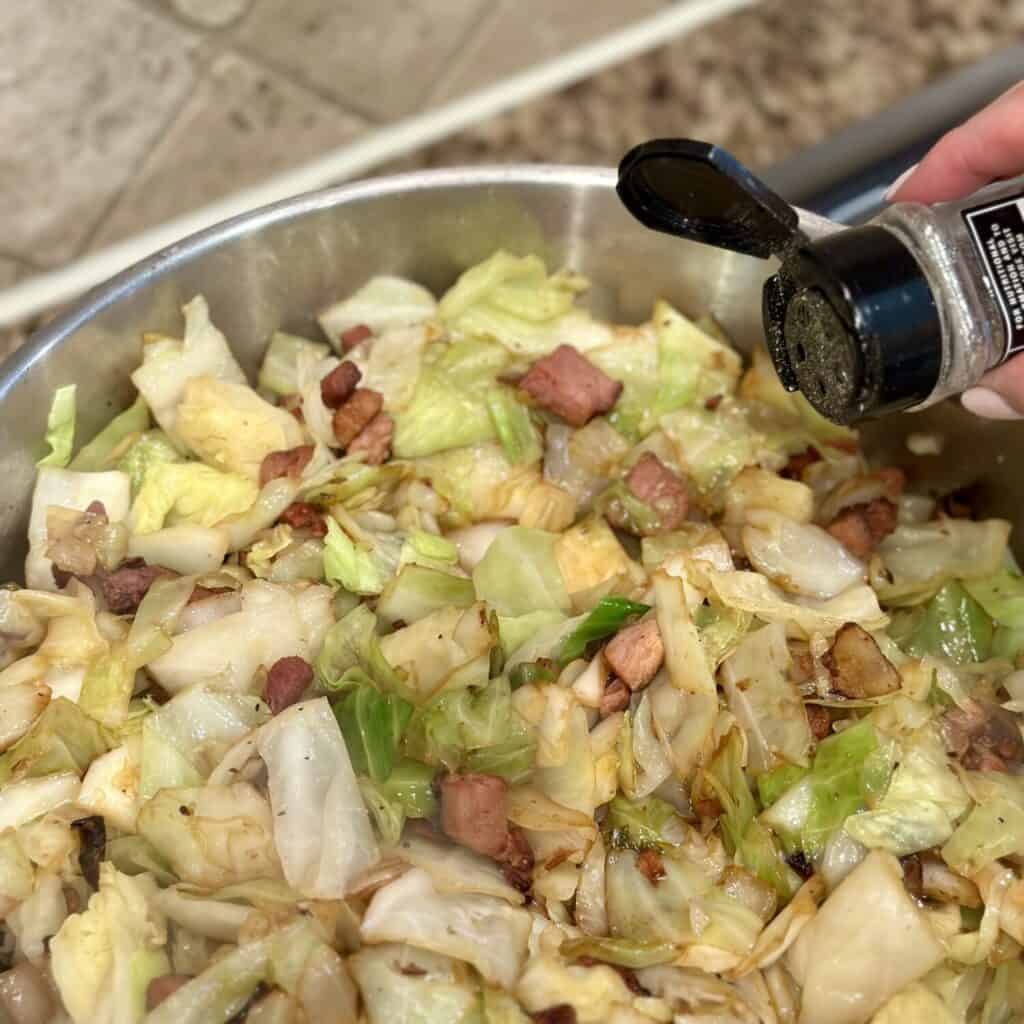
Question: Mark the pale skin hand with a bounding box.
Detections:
[887,81,1024,420]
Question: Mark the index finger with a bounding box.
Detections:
[888,81,1024,203]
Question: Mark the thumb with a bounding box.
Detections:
[961,354,1024,419]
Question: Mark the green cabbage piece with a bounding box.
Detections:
[756,763,808,808]
[942,774,1024,876]
[334,684,413,782]
[50,864,171,1024]
[660,398,790,501]
[403,677,534,783]
[604,794,682,851]
[596,301,742,442]
[558,596,650,664]
[472,526,569,616]
[438,250,593,358]
[891,581,994,665]
[376,565,476,627]
[398,529,460,571]
[348,943,481,1024]
[131,460,257,534]
[392,337,510,458]
[257,330,329,396]
[875,519,1012,605]
[0,697,112,786]
[116,429,183,498]
[318,274,438,346]
[498,610,568,660]
[315,603,408,696]
[323,516,385,595]
[761,719,890,859]
[844,727,970,856]
[69,395,150,472]
[560,936,679,968]
[37,384,77,468]
[486,387,542,466]
[358,759,438,845]
[704,729,800,902]
[964,571,1024,661]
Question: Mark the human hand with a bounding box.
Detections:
[886,81,1024,419]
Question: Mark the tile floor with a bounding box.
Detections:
[0,0,677,283]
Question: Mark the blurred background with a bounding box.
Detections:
[1,0,1022,353]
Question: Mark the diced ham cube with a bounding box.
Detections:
[599,678,631,717]
[333,388,383,448]
[278,501,328,538]
[340,324,373,352]
[624,452,688,531]
[320,361,362,409]
[943,698,1024,772]
[603,617,664,691]
[263,656,314,715]
[826,498,898,559]
[259,444,314,487]
[347,413,394,465]
[519,345,622,428]
[439,773,510,861]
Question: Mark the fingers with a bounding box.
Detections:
[961,354,1024,420]
[888,81,1024,203]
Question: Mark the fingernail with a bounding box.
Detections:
[884,163,919,202]
[961,387,1024,420]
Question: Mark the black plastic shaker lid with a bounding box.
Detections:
[617,138,943,423]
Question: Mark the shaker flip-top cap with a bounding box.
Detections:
[616,138,944,424]
[617,139,803,259]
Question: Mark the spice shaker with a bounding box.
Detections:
[616,138,1024,425]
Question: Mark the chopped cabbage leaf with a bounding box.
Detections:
[116,428,182,497]
[257,330,329,396]
[37,384,77,468]
[473,525,569,616]
[69,395,150,474]
[438,250,604,358]
[361,866,531,988]
[0,697,112,786]
[703,729,800,902]
[876,519,1012,605]
[393,338,510,458]
[315,602,407,696]
[761,720,890,858]
[140,683,271,800]
[323,516,385,595]
[334,683,413,782]
[786,851,944,1024]
[554,516,642,601]
[844,726,970,856]
[175,375,305,479]
[379,602,496,703]
[318,274,438,348]
[349,942,481,1024]
[403,677,533,783]
[603,793,686,851]
[942,773,1024,876]
[147,580,332,695]
[130,460,258,534]
[257,698,379,898]
[359,759,437,844]
[891,580,994,665]
[720,622,812,773]
[26,467,131,590]
[130,295,247,438]
[376,564,476,627]
[138,783,282,888]
[50,864,170,1024]
[486,387,542,466]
